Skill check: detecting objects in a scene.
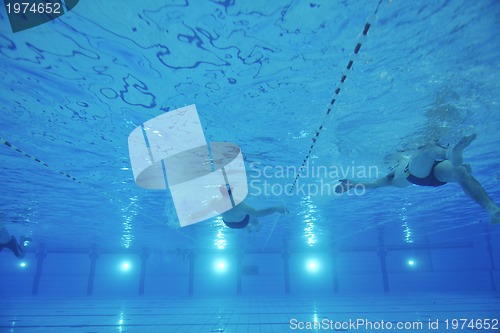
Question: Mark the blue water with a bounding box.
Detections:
[1,0,500,301]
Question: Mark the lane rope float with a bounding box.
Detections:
[289,0,384,193]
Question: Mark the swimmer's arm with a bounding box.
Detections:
[239,202,287,217]
[337,176,394,188]
[187,200,218,221]
[347,177,392,189]
[338,170,407,190]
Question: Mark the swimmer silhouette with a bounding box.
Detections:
[336,134,500,224]
[188,186,288,232]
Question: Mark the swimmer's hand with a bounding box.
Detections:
[277,206,289,214]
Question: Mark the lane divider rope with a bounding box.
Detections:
[289,0,384,193]
[1,136,197,244]
[1,137,81,184]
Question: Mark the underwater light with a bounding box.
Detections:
[19,262,27,268]
[120,261,131,271]
[407,259,415,267]
[307,260,319,272]
[215,260,227,272]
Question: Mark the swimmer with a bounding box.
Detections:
[189,186,288,232]
[0,223,31,258]
[335,134,500,224]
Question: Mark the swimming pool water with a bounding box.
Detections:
[0,0,499,308]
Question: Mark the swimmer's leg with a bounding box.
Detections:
[447,133,477,166]
[456,167,500,224]
[490,210,500,225]
[436,161,500,224]
[247,217,261,233]
[0,225,11,243]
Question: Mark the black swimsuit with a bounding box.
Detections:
[0,236,24,257]
[405,161,447,187]
[223,214,250,229]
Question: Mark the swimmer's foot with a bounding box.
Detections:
[457,133,477,150]
[334,179,355,194]
[450,134,477,166]
[489,208,500,225]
